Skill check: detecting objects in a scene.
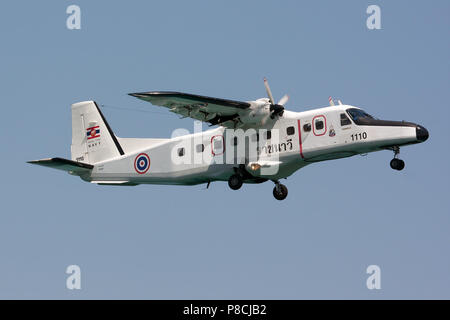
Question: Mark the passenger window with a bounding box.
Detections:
[211,135,225,156]
[303,123,311,132]
[196,144,204,153]
[266,130,271,140]
[214,140,222,149]
[233,137,238,146]
[313,115,327,136]
[286,126,295,135]
[315,120,324,130]
[178,148,185,157]
[340,113,351,126]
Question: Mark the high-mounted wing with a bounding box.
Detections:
[129,91,251,127]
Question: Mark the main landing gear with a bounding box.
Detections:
[227,174,288,200]
[390,146,405,171]
[228,173,243,190]
[272,180,288,201]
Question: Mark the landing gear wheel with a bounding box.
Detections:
[390,158,405,171]
[273,183,288,200]
[228,174,243,190]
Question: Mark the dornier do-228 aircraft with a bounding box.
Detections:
[29,79,429,200]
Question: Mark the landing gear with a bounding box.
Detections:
[390,158,405,171]
[273,181,288,200]
[390,146,405,171]
[228,174,243,190]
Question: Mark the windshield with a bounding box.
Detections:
[345,107,419,127]
[346,108,375,123]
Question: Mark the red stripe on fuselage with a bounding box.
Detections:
[297,119,304,159]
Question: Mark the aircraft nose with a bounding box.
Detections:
[416,125,429,142]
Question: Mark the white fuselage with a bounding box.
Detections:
[83,105,420,186]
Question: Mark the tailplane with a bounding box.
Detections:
[27,157,93,175]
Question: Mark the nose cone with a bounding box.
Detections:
[416,125,429,142]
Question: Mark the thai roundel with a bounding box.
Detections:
[134,153,150,174]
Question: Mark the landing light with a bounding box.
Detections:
[250,163,261,171]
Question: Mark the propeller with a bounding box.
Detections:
[263,77,288,119]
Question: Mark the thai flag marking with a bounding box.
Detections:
[86,126,100,140]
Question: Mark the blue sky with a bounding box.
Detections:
[0,0,449,299]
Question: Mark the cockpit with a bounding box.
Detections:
[346,108,375,125]
[345,107,420,130]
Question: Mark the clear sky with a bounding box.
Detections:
[0,0,449,299]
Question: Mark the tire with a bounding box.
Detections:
[228,174,243,190]
[273,184,288,200]
[390,158,405,171]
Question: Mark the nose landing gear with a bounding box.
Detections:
[273,181,288,200]
[390,146,405,171]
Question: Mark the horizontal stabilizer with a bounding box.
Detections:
[27,157,93,174]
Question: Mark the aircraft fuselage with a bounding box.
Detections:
[84,104,428,186]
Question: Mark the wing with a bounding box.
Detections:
[129,91,251,128]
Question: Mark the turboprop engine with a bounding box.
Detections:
[238,99,272,125]
[239,78,289,126]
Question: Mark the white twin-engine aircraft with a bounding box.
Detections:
[29,79,428,200]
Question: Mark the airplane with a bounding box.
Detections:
[28,79,429,200]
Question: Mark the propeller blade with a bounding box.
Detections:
[278,94,289,106]
[263,77,275,104]
[261,113,271,125]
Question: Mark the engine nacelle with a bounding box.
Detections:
[239,100,271,125]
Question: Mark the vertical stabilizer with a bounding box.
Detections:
[71,101,124,164]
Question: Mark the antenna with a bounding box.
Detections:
[328,96,335,106]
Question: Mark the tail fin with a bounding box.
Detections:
[71,101,124,164]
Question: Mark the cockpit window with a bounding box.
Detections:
[340,113,352,126]
[346,108,374,125]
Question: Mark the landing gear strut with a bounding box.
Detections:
[390,146,405,171]
[273,181,288,200]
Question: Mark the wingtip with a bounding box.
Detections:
[129,92,150,98]
[27,158,53,164]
